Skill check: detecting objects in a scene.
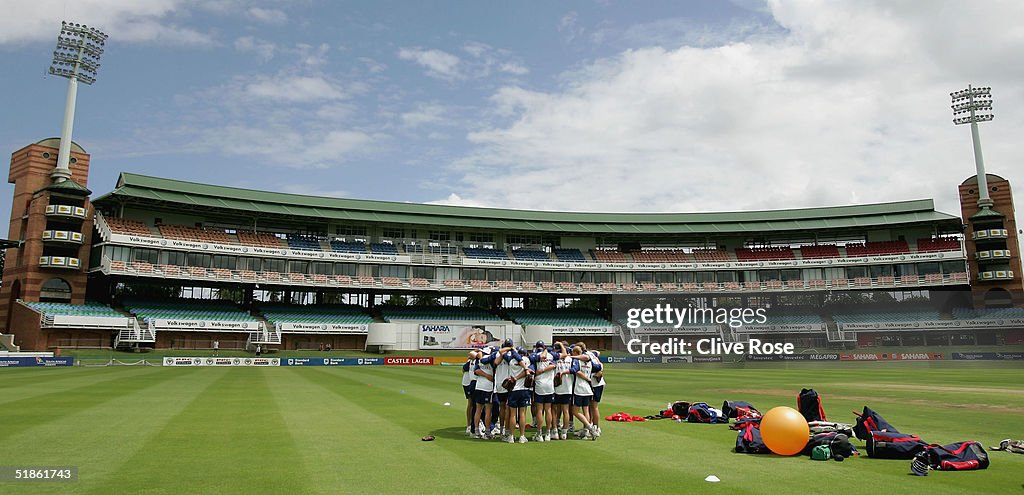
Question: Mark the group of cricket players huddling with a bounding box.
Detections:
[461,339,605,443]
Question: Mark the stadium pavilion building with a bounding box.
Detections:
[1,138,1022,352]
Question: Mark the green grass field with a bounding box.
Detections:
[2,360,1023,494]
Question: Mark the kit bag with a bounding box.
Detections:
[687,402,727,424]
[911,441,989,475]
[722,400,760,420]
[797,388,827,422]
[852,406,900,441]
[735,421,770,454]
[867,431,927,459]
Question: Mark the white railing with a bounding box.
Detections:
[102,260,974,295]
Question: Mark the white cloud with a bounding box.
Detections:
[428,193,492,208]
[246,7,288,24]
[398,47,462,80]
[400,103,447,127]
[0,0,215,46]
[444,0,1024,215]
[234,36,277,61]
[398,43,529,81]
[244,75,347,102]
[199,126,377,168]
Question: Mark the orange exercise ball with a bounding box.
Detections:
[760,406,809,456]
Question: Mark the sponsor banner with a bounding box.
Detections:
[384,357,435,366]
[0,356,74,367]
[150,319,259,331]
[745,354,840,361]
[604,355,662,364]
[633,326,719,335]
[952,352,1024,361]
[551,326,617,335]
[418,324,504,350]
[460,252,963,271]
[842,318,1024,331]
[435,356,469,365]
[661,355,693,364]
[692,356,723,363]
[277,322,368,333]
[108,233,411,264]
[739,324,825,333]
[162,357,280,366]
[838,352,943,361]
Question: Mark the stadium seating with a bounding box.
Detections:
[379,306,501,321]
[553,248,587,262]
[25,301,124,318]
[259,304,374,326]
[506,309,611,327]
[735,247,795,261]
[105,217,153,236]
[158,224,232,244]
[692,248,732,262]
[289,236,324,251]
[511,249,551,261]
[952,307,1024,320]
[237,231,284,248]
[462,247,508,260]
[410,278,430,287]
[370,243,399,255]
[123,300,258,324]
[757,313,824,326]
[916,238,961,253]
[591,250,628,263]
[845,240,910,257]
[330,240,367,253]
[799,244,840,259]
[631,250,690,263]
[832,309,941,325]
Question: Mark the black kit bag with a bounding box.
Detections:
[852,406,900,441]
[671,401,691,417]
[722,400,760,420]
[867,431,927,459]
[911,441,989,475]
[797,388,827,422]
[803,432,857,458]
[735,420,770,454]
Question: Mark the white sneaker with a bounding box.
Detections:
[518,435,528,444]
[544,432,552,442]
[491,426,501,436]
[532,433,542,442]
[466,426,473,436]
[559,429,567,440]
[505,434,515,444]
[589,425,600,440]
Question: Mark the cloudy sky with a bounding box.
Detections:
[1,0,1021,220]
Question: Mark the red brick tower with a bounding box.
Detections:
[0,138,94,346]
[958,174,1023,308]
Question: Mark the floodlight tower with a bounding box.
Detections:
[48,21,107,184]
[951,85,994,210]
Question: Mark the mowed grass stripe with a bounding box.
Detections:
[300,367,709,493]
[0,368,223,495]
[0,367,170,407]
[291,366,485,493]
[0,367,184,444]
[80,368,314,495]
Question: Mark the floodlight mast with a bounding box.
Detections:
[48,21,107,183]
[951,85,994,209]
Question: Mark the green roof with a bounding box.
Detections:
[92,172,962,235]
